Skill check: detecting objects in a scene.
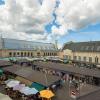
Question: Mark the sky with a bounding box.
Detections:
[0,0,100,48]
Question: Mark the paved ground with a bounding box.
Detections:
[53,81,100,100]
[78,90,100,100]
[1,65,100,100]
[53,82,72,100]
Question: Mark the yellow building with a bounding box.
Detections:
[0,38,58,57]
[61,41,100,65]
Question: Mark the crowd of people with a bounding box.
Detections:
[5,87,42,100]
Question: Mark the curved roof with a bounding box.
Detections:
[1,38,57,51]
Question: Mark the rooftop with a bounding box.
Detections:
[0,38,57,51]
[2,65,60,86]
[62,41,100,52]
[34,61,100,78]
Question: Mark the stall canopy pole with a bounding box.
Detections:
[44,72,48,86]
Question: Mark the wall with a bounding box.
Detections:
[0,49,58,57]
[62,48,100,64]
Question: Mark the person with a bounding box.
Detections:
[51,84,56,91]
[36,92,42,100]
[20,62,23,66]
[22,94,27,100]
[32,64,36,70]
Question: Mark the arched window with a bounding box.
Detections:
[9,52,12,57]
[17,52,19,56]
[37,52,40,56]
[21,52,23,57]
[95,56,99,63]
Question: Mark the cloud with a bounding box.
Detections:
[1,0,100,46]
[51,25,68,36]
[0,0,56,41]
[51,0,100,36]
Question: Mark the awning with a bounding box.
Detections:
[0,58,9,61]
[30,82,45,91]
[7,80,20,88]
[9,57,17,61]
[0,93,12,100]
[26,88,38,95]
[26,57,33,61]
[0,69,3,76]
[40,90,55,99]
[20,86,38,95]
[5,79,15,84]
[13,84,25,91]
[15,76,32,86]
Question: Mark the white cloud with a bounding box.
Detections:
[1,0,100,44]
[52,0,100,36]
[51,25,68,36]
[0,0,56,41]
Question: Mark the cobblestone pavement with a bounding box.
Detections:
[53,81,100,100]
[53,82,74,100]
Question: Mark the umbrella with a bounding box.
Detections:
[40,90,55,99]
[0,93,12,100]
[27,88,38,95]
[5,79,14,84]
[7,80,20,88]
[0,69,3,75]
[20,86,31,95]
[13,84,25,91]
[20,87,38,95]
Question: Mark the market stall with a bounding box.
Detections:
[6,80,20,88]
[15,76,32,86]
[30,82,45,91]
[40,90,55,100]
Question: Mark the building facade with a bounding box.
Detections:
[61,41,100,64]
[0,38,58,57]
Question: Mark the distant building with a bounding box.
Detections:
[61,41,100,64]
[0,37,58,57]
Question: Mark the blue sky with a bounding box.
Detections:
[0,0,100,48]
[58,23,100,45]
[0,0,4,4]
[45,18,100,45]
